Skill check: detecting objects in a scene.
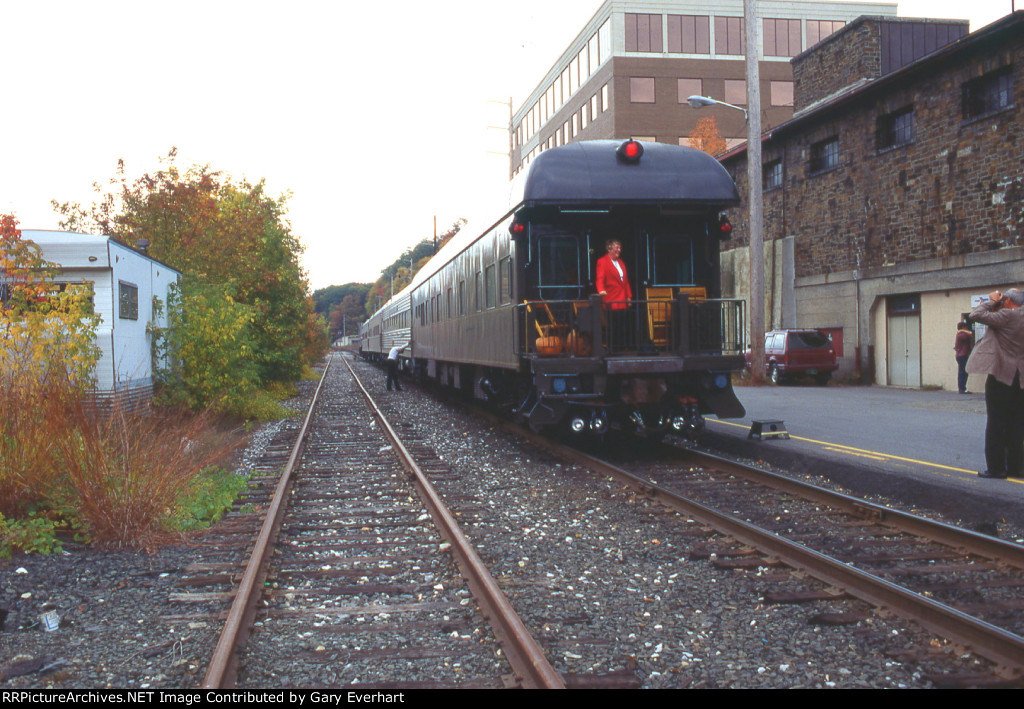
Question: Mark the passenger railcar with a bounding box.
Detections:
[361,139,746,438]
[360,290,412,368]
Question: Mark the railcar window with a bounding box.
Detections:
[537,232,583,300]
[650,233,695,286]
[458,281,466,316]
[485,264,497,309]
[500,256,512,304]
[475,272,482,312]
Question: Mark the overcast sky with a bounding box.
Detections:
[1,0,1014,290]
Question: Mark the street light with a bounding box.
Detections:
[686,95,748,120]
[685,0,766,385]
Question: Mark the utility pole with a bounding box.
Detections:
[745,0,766,385]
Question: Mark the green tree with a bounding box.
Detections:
[313,283,370,318]
[54,150,328,410]
[329,293,366,339]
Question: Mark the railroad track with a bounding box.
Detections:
[338,357,1023,687]
[515,432,1024,686]
[198,355,563,689]
[183,354,1024,688]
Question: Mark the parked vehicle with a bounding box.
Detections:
[761,329,838,385]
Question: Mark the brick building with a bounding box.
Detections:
[510,0,896,178]
[719,12,1023,390]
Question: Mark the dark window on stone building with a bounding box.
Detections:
[809,136,839,175]
[763,159,783,190]
[876,106,914,150]
[962,66,1013,119]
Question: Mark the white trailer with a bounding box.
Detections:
[22,230,181,407]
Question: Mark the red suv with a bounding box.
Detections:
[761,329,838,385]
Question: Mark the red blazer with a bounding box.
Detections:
[595,254,632,310]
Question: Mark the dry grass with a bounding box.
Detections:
[0,376,73,517]
[0,373,245,549]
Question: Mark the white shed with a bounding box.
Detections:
[22,230,181,406]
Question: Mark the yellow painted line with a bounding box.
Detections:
[823,446,887,462]
[709,418,1024,484]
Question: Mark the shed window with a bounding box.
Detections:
[119,282,139,320]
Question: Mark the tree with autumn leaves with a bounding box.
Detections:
[688,116,729,156]
[1,214,101,528]
[55,150,329,416]
[0,214,100,387]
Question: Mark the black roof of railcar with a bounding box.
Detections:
[512,140,739,208]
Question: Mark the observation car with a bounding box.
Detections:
[361,139,746,438]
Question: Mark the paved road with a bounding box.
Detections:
[701,383,1024,530]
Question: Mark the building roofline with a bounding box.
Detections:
[790,13,969,63]
[512,0,900,122]
[720,10,1024,164]
[21,229,182,276]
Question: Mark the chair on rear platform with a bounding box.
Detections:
[525,301,568,355]
[645,288,674,347]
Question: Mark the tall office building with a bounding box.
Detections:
[510,0,897,177]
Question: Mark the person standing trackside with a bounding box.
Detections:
[386,343,408,392]
[966,289,1024,479]
[955,321,974,394]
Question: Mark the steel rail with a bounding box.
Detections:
[666,445,1024,571]
[551,443,1024,678]
[342,357,565,689]
[202,358,333,689]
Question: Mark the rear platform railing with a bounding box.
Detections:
[516,295,745,358]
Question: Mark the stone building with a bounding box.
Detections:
[719,12,1023,390]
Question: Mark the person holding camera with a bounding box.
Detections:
[966,289,1024,479]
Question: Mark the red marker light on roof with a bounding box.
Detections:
[616,139,644,163]
[511,222,526,234]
